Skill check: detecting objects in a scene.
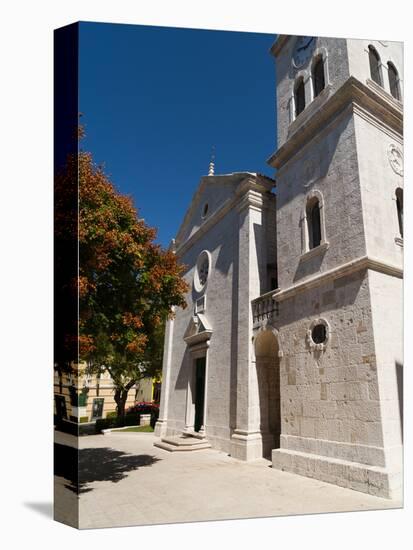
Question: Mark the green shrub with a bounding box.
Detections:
[95,416,121,433]
[79,416,89,423]
[106,411,117,419]
[95,418,110,432]
[79,422,96,436]
[95,413,139,433]
[124,413,139,426]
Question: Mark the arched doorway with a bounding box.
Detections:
[254,330,281,458]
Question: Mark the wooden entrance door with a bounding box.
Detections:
[194,357,206,432]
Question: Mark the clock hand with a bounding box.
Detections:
[297,38,314,52]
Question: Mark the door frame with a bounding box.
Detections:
[194,356,206,432]
[184,343,209,435]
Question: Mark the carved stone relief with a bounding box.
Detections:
[388,144,403,176]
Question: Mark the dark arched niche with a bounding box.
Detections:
[254,330,281,458]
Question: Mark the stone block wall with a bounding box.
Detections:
[271,267,402,497]
[275,35,350,148]
[276,269,383,458]
[355,112,403,267]
[276,111,365,290]
[347,38,403,99]
[368,270,403,475]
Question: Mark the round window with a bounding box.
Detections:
[194,250,211,292]
[307,318,330,351]
[312,324,327,344]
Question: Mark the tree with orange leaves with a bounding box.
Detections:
[56,131,188,419]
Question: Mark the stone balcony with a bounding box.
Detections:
[252,290,279,329]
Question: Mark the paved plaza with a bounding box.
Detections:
[54,431,401,529]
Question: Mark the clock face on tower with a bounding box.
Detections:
[292,36,316,68]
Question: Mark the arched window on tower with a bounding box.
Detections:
[396,188,403,238]
[312,55,325,97]
[388,62,401,100]
[294,77,305,118]
[306,197,322,249]
[368,45,382,86]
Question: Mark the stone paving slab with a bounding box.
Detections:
[54,431,401,529]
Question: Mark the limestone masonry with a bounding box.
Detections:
[154,35,403,500]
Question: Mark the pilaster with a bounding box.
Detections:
[230,188,267,460]
[154,313,175,438]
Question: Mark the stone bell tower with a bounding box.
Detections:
[268,35,403,498]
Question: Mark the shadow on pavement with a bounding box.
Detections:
[54,443,160,494]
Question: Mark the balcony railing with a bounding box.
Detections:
[252,290,279,325]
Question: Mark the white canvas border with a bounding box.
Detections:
[1,0,411,548]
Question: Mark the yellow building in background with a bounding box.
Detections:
[54,366,160,425]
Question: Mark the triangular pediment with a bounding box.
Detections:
[183,313,213,346]
[175,172,265,248]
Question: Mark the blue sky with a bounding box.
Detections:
[79,22,276,247]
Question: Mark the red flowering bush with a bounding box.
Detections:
[126,401,160,428]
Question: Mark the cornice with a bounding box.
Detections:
[273,255,403,302]
[352,102,403,143]
[235,180,275,213]
[175,172,259,246]
[236,190,263,213]
[236,176,274,196]
[176,175,275,257]
[365,78,403,111]
[184,329,213,347]
[286,84,333,140]
[268,76,403,170]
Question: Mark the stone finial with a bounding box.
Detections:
[208,145,215,176]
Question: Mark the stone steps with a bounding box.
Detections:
[154,435,211,452]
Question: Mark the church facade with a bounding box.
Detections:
[154,34,403,500]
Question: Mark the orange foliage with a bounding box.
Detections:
[55,124,189,375]
[75,140,188,365]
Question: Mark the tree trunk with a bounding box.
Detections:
[114,389,127,422]
[114,380,136,424]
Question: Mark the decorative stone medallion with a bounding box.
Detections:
[194,250,211,293]
[388,144,404,176]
